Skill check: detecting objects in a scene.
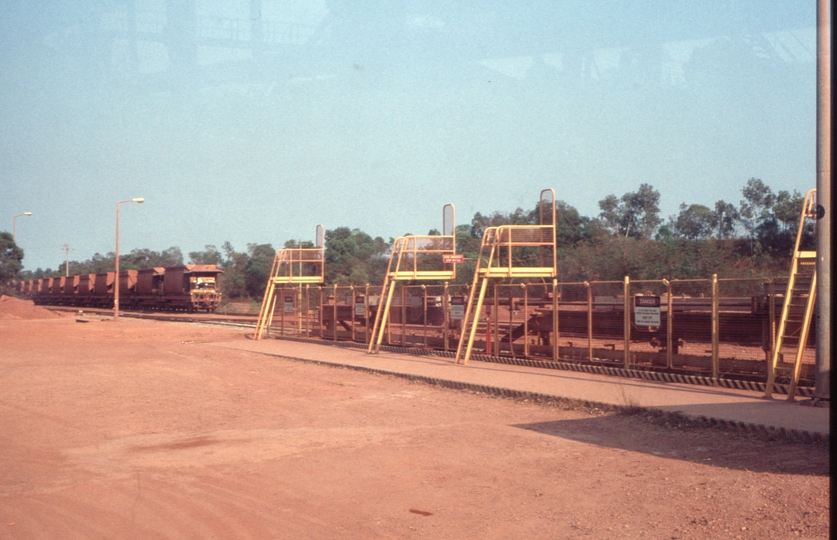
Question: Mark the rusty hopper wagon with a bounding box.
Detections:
[76,273,95,306]
[26,265,223,313]
[93,272,115,307]
[51,276,65,298]
[62,275,80,302]
[135,267,166,309]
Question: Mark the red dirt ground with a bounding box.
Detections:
[0,302,829,539]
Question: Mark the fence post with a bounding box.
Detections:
[711,273,719,380]
[507,284,515,358]
[401,283,406,347]
[522,283,529,358]
[493,281,500,356]
[585,281,593,362]
[333,283,338,342]
[664,279,672,369]
[623,275,631,369]
[365,283,370,345]
[767,279,775,382]
[318,286,324,338]
[422,285,428,347]
[280,285,286,337]
[443,282,449,352]
[350,285,355,342]
[265,291,276,338]
[553,279,559,362]
[297,285,303,335]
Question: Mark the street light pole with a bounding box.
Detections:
[114,198,144,320]
[12,212,32,242]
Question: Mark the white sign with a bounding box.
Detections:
[284,295,294,313]
[449,296,465,320]
[355,297,365,317]
[634,296,661,326]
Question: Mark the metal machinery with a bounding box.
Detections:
[253,225,325,340]
[765,188,818,400]
[456,189,557,364]
[161,265,224,311]
[368,204,456,353]
[25,265,223,311]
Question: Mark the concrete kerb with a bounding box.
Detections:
[263,334,814,398]
[250,340,829,445]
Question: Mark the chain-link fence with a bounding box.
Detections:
[255,274,816,386]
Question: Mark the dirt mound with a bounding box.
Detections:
[0,295,61,320]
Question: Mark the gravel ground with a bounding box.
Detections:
[0,304,829,539]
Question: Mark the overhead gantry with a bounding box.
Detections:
[368,204,456,353]
[253,225,325,340]
[455,189,557,364]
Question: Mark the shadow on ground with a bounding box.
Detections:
[514,413,829,476]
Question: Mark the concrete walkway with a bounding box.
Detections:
[215,337,829,442]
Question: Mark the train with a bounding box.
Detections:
[15,264,223,312]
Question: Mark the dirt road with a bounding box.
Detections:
[0,311,828,539]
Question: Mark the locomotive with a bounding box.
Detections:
[17,264,223,312]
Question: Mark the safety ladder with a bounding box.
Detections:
[368,204,456,353]
[253,225,324,340]
[455,189,557,365]
[764,189,817,400]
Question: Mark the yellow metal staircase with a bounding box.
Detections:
[368,204,456,353]
[253,225,325,340]
[764,189,817,400]
[455,189,557,365]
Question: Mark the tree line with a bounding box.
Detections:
[4,178,811,300]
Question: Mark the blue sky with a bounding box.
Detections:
[1,1,818,271]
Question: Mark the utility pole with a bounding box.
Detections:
[814,0,830,403]
[62,244,71,277]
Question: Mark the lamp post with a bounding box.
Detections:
[114,198,144,319]
[12,212,32,242]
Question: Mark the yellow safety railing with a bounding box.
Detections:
[368,204,456,353]
[254,225,325,340]
[456,189,557,364]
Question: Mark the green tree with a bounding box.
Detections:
[244,243,276,298]
[772,190,804,231]
[219,241,249,298]
[654,223,675,242]
[121,246,183,269]
[455,224,481,256]
[158,246,185,267]
[712,200,739,239]
[0,232,25,286]
[54,247,184,276]
[739,177,775,242]
[284,239,315,249]
[597,184,662,239]
[671,203,715,240]
[469,207,532,238]
[324,227,389,285]
[554,200,600,248]
[189,245,224,265]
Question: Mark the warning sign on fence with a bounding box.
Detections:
[449,295,465,320]
[284,295,294,313]
[634,295,660,326]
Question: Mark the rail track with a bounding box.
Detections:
[48,305,259,328]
